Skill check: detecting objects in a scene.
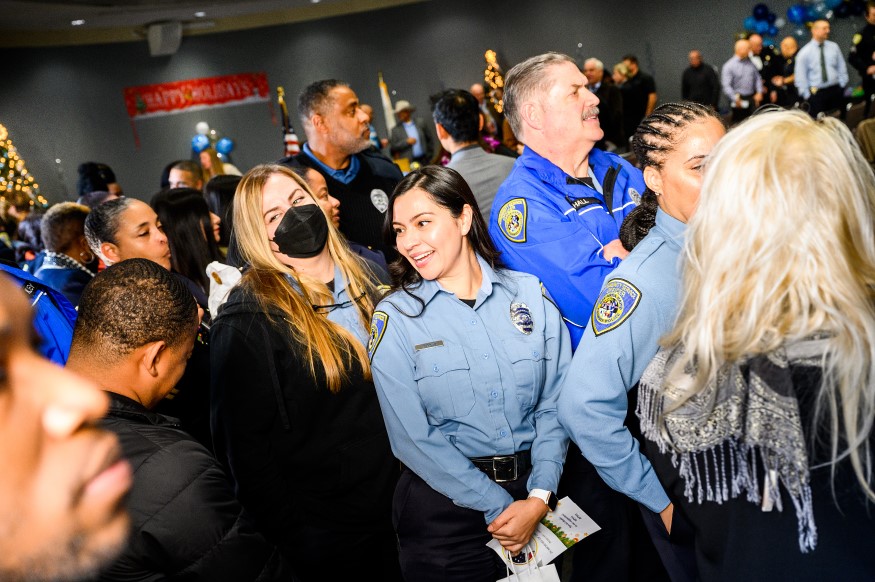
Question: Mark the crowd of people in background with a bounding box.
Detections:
[1,12,875,580]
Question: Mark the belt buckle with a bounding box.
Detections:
[492,455,518,483]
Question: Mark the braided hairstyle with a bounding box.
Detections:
[620,101,722,250]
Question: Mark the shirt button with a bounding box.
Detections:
[482,353,489,360]
[491,390,498,398]
[433,365,439,372]
[470,319,477,325]
[533,350,540,358]
[500,430,507,437]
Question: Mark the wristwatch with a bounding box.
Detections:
[528,488,558,511]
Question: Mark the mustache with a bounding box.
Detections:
[583,106,600,119]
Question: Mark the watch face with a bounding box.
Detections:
[547,493,558,511]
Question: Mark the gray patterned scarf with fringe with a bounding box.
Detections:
[637,339,826,553]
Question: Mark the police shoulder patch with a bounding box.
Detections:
[497,198,527,243]
[591,278,642,336]
[367,311,389,362]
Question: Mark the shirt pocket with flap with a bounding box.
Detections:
[413,343,475,421]
[502,337,551,411]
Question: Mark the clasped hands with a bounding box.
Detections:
[487,497,549,556]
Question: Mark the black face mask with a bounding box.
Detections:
[272,204,329,258]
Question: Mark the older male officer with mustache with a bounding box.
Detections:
[489,52,645,350]
[488,52,659,582]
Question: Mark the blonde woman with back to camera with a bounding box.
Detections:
[638,109,875,580]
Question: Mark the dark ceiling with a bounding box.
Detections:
[1,0,421,46]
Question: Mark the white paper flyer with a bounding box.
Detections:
[487,496,601,566]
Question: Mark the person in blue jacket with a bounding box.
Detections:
[489,51,647,350]
[559,102,725,582]
[489,51,656,582]
[369,166,571,582]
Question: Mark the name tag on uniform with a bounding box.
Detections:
[414,340,444,351]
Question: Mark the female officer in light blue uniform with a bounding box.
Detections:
[557,102,725,582]
[368,166,572,582]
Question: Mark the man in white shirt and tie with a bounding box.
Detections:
[794,19,849,118]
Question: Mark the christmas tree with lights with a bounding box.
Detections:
[484,50,505,114]
[0,123,45,208]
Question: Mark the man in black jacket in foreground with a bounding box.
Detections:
[67,258,292,581]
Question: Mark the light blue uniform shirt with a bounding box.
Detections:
[794,39,849,99]
[324,264,371,347]
[558,209,683,513]
[402,121,424,158]
[369,256,571,524]
[285,264,381,347]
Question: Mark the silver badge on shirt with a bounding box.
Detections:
[370,189,389,213]
[510,302,533,335]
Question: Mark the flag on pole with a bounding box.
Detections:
[379,72,397,137]
[277,86,300,157]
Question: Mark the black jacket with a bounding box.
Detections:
[97,392,291,581]
[210,285,402,581]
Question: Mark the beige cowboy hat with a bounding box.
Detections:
[393,100,415,114]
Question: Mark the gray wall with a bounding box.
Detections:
[1,0,867,203]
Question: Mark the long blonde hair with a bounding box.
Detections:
[664,109,875,500]
[233,164,379,392]
[200,147,226,182]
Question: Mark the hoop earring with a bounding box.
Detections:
[79,248,95,264]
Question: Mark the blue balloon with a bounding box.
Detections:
[755,20,770,34]
[762,35,776,47]
[806,2,829,20]
[744,15,758,31]
[825,0,843,8]
[767,12,777,24]
[191,134,210,153]
[787,4,807,24]
[753,3,770,20]
[768,24,779,36]
[216,137,234,155]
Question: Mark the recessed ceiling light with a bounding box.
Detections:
[194,11,206,17]
[311,0,321,3]
[71,19,85,26]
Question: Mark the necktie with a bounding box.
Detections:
[819,43,827,84]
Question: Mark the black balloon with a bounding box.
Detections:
[836,2,851,18]
[753,3,770,20]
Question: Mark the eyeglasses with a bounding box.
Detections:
[312,291,367,314]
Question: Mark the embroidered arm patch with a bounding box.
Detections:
[368,311,389,362]
[497,198,527,243]
[592,278,641,336]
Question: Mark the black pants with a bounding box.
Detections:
[730,94,755,126]
[807,84,844,118]
[393,467,529,582]
[637,502,698,582]
[559,444,669,582]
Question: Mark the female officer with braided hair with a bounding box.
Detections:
[557,101,724,582]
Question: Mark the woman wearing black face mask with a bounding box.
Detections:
[209,164,402,581]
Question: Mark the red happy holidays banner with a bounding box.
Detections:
[123,72,270,120]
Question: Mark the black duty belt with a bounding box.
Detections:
[469,450,531,482]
